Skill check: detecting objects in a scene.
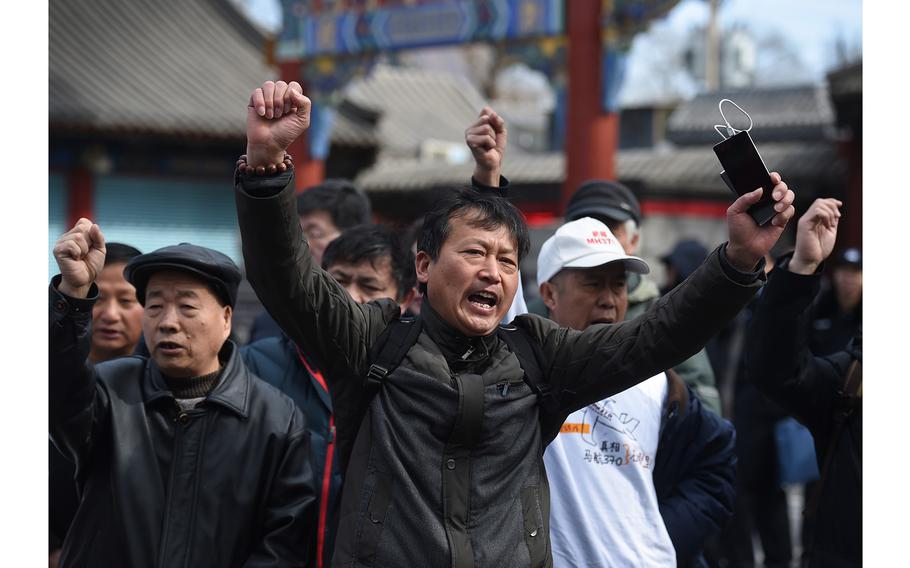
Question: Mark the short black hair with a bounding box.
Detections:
[322,224,416,302]
[417,187,529,295]
[296,178,372,230]
[105,242,142,266]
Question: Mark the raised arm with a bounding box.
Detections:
[49,219,112,468]
[465,107,529,319]
[745,198,853,433]
[234,81,399,381]
[524,174,797,415]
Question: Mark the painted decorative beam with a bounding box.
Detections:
[277,0,564,59]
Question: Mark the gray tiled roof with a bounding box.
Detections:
[357,142,844,196]
[619,142,844,195]
[343,64,488,157]
[49,0,375,146]
[355,152,561,192]
[50,0,275,138]
[667,85,835,145]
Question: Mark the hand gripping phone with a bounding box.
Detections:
[713,130,777,225]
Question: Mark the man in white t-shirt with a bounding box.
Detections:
[538,217,737,567]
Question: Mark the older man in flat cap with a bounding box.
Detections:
[49,219,316,568]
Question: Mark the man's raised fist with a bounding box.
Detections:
[246,80,312,168]
[465,106,507,187]
[53,218,106,298]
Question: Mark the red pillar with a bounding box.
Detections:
[563,0,619,213]
[67,168,94,226]
[280,61,326,193]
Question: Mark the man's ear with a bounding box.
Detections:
[222,305,233,338]
[628,231,641,255]
[397,287,418,315]
[539,281,559,313]
[415,251,432,284]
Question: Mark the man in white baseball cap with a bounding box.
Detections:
[539,217,736,567]
[537,217,649,329]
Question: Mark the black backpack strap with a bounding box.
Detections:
[365,316,423,390]
[497,323,557,414]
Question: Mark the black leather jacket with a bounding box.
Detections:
[49,277,317,567]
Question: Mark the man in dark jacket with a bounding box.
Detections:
[234,80,795,567]
[745,198,861,568]
[49,242,144,567]
[538,217,735,567]
[49,219,316,567]
[241,223,417,568]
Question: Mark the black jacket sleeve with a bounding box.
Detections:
[48,276,110,474]
[234,171,400,382]
[520,244,764,415]
[744,264,856,442]
[470,175,510,197]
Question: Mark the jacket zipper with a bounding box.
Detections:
[496,379,528,397]
[157,404,188,568]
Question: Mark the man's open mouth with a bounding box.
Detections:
[468,291,498,311]
[157,341,184,352]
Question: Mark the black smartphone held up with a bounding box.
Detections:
[713,131,777,226]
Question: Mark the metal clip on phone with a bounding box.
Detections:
[713,98,754,140]
[712,98,777,226]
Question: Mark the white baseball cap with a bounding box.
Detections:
[536,217,650,285]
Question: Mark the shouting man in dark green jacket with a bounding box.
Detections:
[234,80,796,568]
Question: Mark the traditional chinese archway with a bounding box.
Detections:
[275,0,679,212]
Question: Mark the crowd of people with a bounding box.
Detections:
[48,80,862,567]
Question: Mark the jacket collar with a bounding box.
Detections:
[420,299,499,365]
[143,341,251,418]
[664,368,690,420]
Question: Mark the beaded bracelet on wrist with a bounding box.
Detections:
[236,153,294,176]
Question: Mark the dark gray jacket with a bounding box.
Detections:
[235,171,763,568]
[49,277,316,568]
